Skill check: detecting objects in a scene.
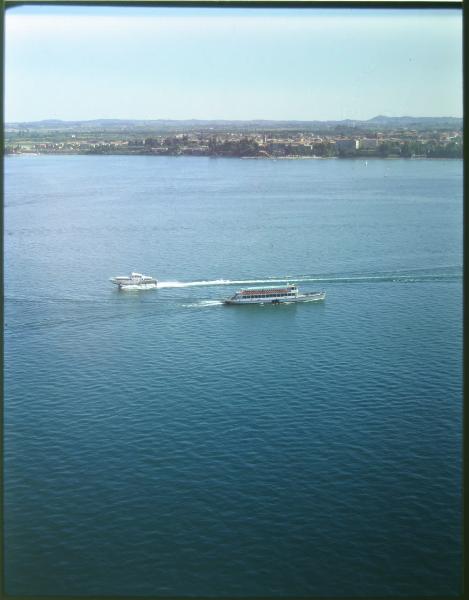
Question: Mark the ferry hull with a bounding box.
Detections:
[225,292,326,305]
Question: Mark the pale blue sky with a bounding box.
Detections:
[5,6,462,122]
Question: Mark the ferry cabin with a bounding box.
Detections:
[236,285,298,300]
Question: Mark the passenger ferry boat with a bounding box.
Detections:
[110,272,158,290]
[224,284,325,305]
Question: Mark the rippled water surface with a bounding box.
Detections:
[4,156,462,597]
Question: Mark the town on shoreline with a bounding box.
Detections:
[4,117,463,159]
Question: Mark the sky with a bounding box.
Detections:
[4,6,463,122]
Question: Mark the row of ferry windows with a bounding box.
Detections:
[243,292,295,298]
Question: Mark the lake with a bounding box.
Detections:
[4,155,462,597]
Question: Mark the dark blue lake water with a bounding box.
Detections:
[4,155,462,597]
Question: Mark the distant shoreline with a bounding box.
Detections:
[5,152,462,161]
[5,128,462,159]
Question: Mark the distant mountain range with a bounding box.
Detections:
[5,116,462,132]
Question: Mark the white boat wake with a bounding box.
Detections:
[181,300,224,308]
[157,269,460,289]
[157,278,278,289]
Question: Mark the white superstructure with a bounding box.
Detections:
[224,284,325,305]
[110,272,158,290]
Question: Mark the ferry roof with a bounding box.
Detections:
[242,284,296,290]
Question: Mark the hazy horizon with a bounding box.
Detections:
[5,114,463,125]
[5,6,462,123]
